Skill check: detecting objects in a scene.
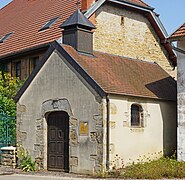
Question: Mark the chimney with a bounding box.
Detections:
[60,9,96,55]
[81,0,95,11]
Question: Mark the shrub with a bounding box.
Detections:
[16,145,36,172]
[119,156,185,179]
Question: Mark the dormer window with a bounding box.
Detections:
[0,32,13,43]
[39,17,59,31]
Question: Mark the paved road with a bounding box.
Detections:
[1,174,90,180]
[0,174,108,180]
[1,174,185,180]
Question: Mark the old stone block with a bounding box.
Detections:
[35,157,44,170]
[110,143,115,154]
[90,154,97,161]
[123,121,129,127]
[110,103,117,115]
[36,119,43,130]
[110,121,116,129]
[94,164,102,173]
[70,117,78,128]
[130,128,144,133]
[70,130,78,144]
[70,156,78,166]
[17,104,26,112]
[97,144,103,156]
[95,124,102,130]
[93,114,103,121]
[18,131,27,141]
[90,132,96,141]
[96,131,103,144]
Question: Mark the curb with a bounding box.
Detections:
[0,172,14,176]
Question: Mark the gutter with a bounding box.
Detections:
[106,94,110,172]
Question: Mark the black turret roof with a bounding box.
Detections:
[60,9,96,30]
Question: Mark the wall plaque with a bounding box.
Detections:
[79,122,88,136]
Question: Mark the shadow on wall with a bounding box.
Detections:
[145,77,177,101]
[146,77,177,157]
[160,101,177,157]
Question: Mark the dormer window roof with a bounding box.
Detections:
[39,17,59,31]
[0,32,13,43]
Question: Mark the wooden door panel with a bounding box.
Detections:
[49,156,56,167]
[47,111,69,171]
[49,142,56,153]
[57,142,64,154]
[57,156,64,168]
[50,129,56,140]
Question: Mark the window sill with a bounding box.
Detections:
[130,127,144,133]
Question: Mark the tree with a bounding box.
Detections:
[0,72,23,146]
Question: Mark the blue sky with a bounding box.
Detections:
[0,0,184,35]
[144,0,184,35]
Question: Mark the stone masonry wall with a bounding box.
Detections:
[177,41,185,161]
[1,147,16,168]
[93,4,175,77]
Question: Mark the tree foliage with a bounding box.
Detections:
[0,72,23,146]
[0,72,23,116]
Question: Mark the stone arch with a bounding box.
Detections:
[41,98,73,117]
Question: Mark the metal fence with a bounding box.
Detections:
[0,109,16,160]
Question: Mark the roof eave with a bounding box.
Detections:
[107,92,177,102]
[0,42,50,63]
[168,36,185,42]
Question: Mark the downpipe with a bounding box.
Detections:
[106,94,110,172]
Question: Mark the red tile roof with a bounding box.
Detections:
[14,42,176,102]
[0,0,152,59]
[0,0,78,58]
[170,23,185,40]
[63,45,176,101]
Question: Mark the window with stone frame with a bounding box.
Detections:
[29,56,39,74]
[131,104,144,127]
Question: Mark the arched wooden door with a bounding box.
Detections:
[47,111,69,172]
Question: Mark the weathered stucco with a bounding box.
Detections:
[103,95,176,168]
[93,4,175,77]
[16,50,104,174]
[177,40,185,161]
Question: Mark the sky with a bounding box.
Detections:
[0,0,184,35]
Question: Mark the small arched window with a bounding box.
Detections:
[131,104,143,127]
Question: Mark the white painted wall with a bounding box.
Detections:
[177,41,185,161]
[105,95,176,168]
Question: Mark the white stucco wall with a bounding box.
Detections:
[177,40,185,161]
[104,95,176,168]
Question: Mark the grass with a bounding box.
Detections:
[109,156,185,179]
